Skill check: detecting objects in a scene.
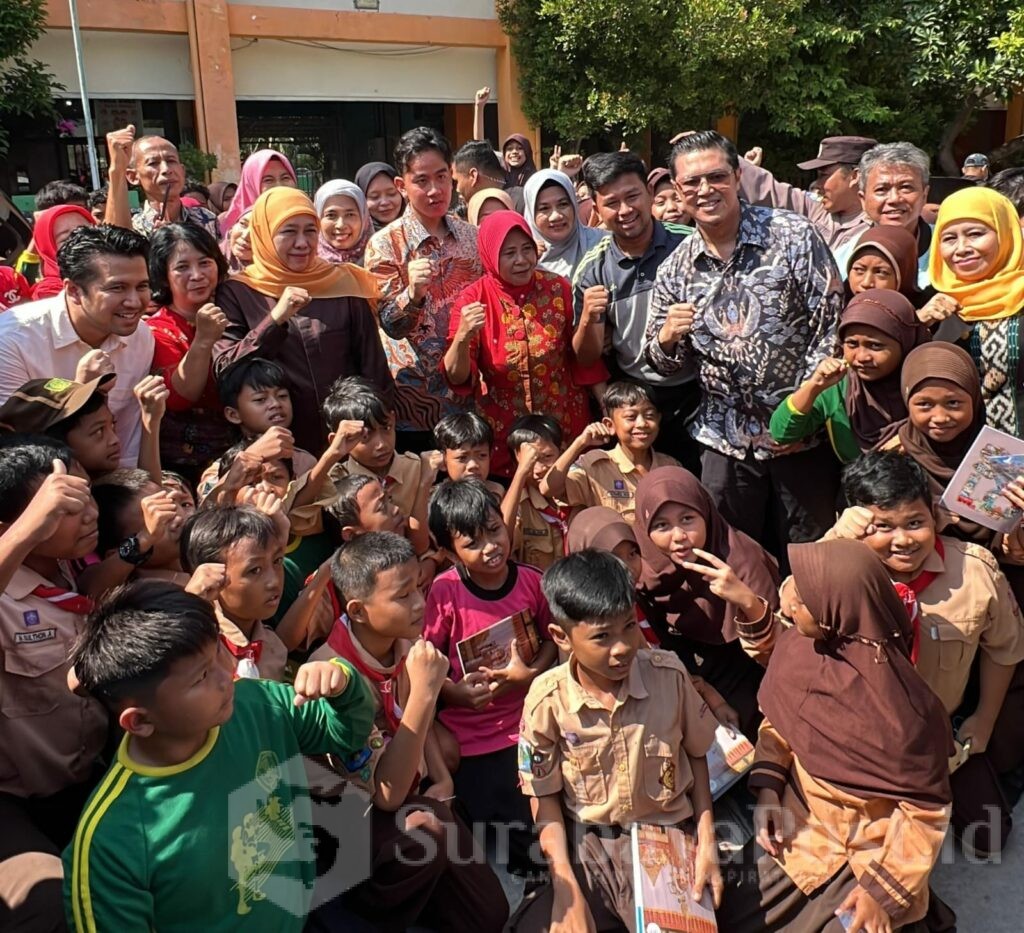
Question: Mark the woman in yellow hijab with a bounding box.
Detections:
[930,186,1024,435]
[214,186,394,452]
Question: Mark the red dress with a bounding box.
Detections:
[444,213,607,476]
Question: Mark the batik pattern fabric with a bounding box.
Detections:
[970,316,1022,437]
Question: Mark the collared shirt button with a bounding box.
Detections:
[618,763,627,773]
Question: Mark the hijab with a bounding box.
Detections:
[220,149,298,235]
[233,187,379,301]
[634,467,780,644]
[847,226,920,299]
[929,186,1024,322]
[31,205,95,300]
[313,179,372,266]
[208,181,236,214]
[502,134,536,187]
[355,161,401,231]
[895,342,985,497]
[524,170,608,280]
[567,506,637,555]
[466,188,514,227]
[840,289,930,450]
[758,539,952,809]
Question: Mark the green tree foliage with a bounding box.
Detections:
[0,0,60,158]
[179,142,219,182]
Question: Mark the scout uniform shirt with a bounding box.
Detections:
[511,485,567,570]
[519,649,716,826]
[63,670,374,933]
[0,564,107,798]
[333,451,423,519]
[216,605,288,682]
[564,446,679,523]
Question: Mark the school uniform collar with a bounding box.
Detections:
[919,541,946,575]
[566,655,649,713]
[607,444,649,476]
[215,604,266,646]
[519,484,551,509]
[49,293,129,352]
[7,564,53,601]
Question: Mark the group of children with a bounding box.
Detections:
[0,333,1021,932]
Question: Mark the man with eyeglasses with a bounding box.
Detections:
[737,135,877,251]
[643,130,844,565]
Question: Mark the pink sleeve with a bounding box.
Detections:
[422,580,454,654]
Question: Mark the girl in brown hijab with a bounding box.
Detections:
[634,466,780,738]
[718,538,952,933]
[846,225,920,302]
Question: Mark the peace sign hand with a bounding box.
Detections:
[680,548,758,608]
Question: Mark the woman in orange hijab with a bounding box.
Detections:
[930,186,1024,436]
[213,187,393,451]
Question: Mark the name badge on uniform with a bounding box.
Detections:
[523,527,547,537]
[14,628,57,644]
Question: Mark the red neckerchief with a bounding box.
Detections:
[30,583,94,615]
[327,616,406,735]
[892,538,944,665]
[537,502,570,553]
[636,603,660,646]
[219,634,263,680]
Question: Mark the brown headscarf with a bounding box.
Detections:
[840,289,930,451]
[758,539,952,809]
[634,467,780,644]
[895,342,985,498]
[847,226,920,299]
[567,506,637,554]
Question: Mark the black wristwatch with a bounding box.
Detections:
[118,535,154,567]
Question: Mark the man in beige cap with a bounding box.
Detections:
[738,134,878,251]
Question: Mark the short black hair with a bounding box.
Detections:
[330,531,415,604]
[669,129,739,178]
[87,186,108,210]
[394,127,452,175]
[43,392,107,443]
[507,413,562,454]
[582,151,649,198]
[71,581,219,707]
[327,474,378,529]
[841,452,932,512]
[0,436,75,523]
[148,224,228,306]
[428,478,502,552]
[434,411,493,451]
[988,167,1024,216]
[36,180,88,211]
[182,179,211,201]
[91,469,157,555]
[542,549,634,627]
[453,140,505,177]
[180,506,277,571]
[601,380,657,415]
[323,375,390,432]
[217,358,290,410]
[57,224,150,289]
[216,437,294,481]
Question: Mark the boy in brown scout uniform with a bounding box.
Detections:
[511,549,722,932]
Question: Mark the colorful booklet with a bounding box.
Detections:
[706,725,756,800]
[631,823,718,933]
[455,608,540,676]
[939,425,1024,533]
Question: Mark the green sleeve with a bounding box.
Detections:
[769,381,845,445]
[288,659,375,759]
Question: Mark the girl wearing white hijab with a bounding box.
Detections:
[524,169,607,280]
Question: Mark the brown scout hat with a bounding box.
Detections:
[797,136,879,171]
[0,375,115,434]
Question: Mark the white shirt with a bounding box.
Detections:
[0,291,154,466]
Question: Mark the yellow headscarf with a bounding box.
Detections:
[929,186,1024,322]
[235,187,379,302]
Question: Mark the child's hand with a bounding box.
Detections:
[223,449,262,492]
[134,375,169,428]
[711,700,741,736]
[832,506,876,540]
[692,831,724,907]
[450,671,492,710]
[328,420,366,461]
[292,660,350,707]
[835,884,893,933]
[185,562,228,602]
[14,459,93,545]
[405,640,449,701]
[193,303,229,347]
[808,356,847,391]
[139,490,179,548]
[514,442,540,477]
[421,777,455,802]
[680,548,757,607]
[753,787,787,856]
[550,885,596,933]
[575,421,614,451]
[481,640,532,698]
[248,426,295,463]
[240,487,290,541]
[270,285,311,324]
[1001,473,1024,512]
[75,349,115,386]
[419,449,444,486]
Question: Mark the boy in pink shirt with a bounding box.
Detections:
[424,478,557,876]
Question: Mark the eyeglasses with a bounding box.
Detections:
[677,170,735,193]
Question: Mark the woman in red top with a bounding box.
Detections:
[146,224,231,482]
[442,210,606,476]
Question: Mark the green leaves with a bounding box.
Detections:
[0,0,59,158]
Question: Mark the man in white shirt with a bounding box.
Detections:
[0,225,154,466]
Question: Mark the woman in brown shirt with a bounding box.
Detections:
[213,187,394,453]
